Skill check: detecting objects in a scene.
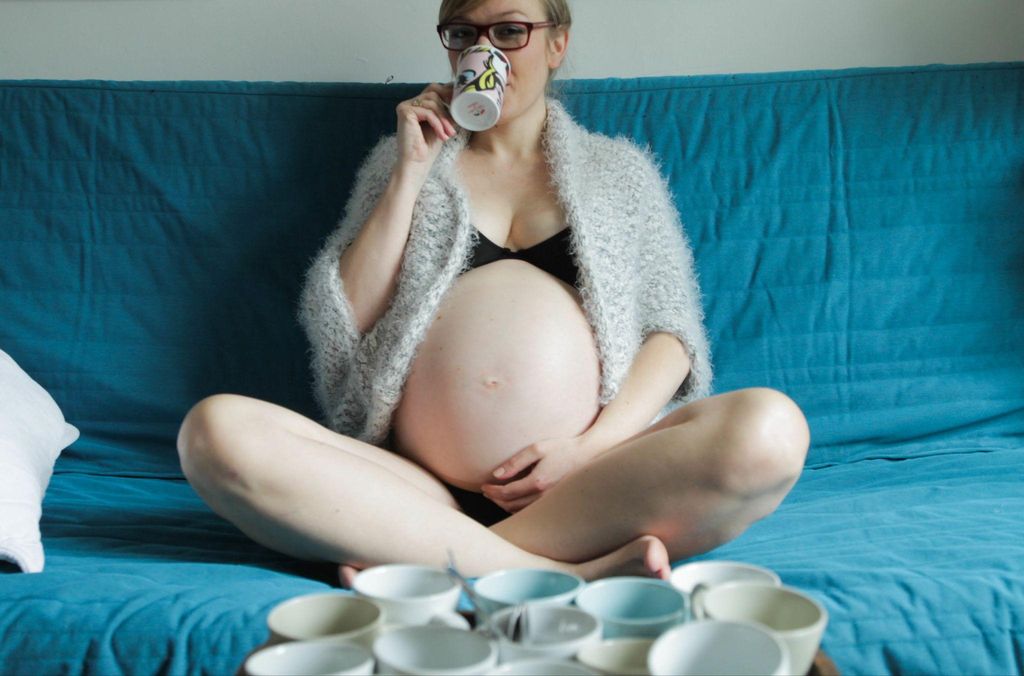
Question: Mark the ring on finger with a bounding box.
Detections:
[411,98,423,107]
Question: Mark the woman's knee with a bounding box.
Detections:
[177,393,266,490]
[706,387,810,497]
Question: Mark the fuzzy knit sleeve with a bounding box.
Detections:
[631,144,713,407]
[295,134,398,431]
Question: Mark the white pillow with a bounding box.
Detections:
[0,349,79,573]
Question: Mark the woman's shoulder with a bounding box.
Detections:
[589,132,659,169]
[554,110,677,220]
[580,132,669,200]
[560,113,665,187]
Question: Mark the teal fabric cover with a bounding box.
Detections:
[1,62,1022,674]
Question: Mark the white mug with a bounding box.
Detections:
[695,581,828,675]
[373,625,498,675]
[487,604,602,663]
[669,560,781,619]
[353,563,461,626]
[244,638,374,676]
[473,567,585,615]
[486,659,597,675]
[574,577,687,639]
[669,560,781,594]
[450,45,512,131]
[647,620,790,676]
[575,637,654,675]
[265,593,383,650]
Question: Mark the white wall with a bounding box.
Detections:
[1,0,1021,82]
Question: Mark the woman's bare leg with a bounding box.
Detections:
[489,387,810,563]
[176,394,667,579]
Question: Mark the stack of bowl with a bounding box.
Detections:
[242,560,828,675]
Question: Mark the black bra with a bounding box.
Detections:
[466,225,580,289]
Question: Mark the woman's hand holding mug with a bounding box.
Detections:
[395,83,457,183]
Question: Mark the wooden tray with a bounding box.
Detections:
[809,650,840,676]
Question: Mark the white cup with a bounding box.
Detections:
[353,563,461,626]
[669,560,781,619]
[486,659,597,675]
[647,620,791,676]
[373,625,498,675]
[574,577,688,639]
[426,611,472,630]
[576,637,654,675]
[474,568,586,615]
[487,604,602,663]
[244,638,374,676]
[265,593,383,651]
[450,45,512,131]
[695,581,828,676]
[670,560,781,594]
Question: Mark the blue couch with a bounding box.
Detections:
[1,62,1022,675]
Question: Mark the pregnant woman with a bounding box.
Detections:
[177,0,810,584]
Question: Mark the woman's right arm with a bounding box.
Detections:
[339,83,456,336]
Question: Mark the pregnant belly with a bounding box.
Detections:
[391,260,603,491]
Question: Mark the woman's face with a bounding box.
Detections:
[445,0,569,124]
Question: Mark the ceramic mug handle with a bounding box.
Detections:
[690,582,711,620]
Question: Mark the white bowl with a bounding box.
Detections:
[373,625,498,675]
[488,604,602,663]
[353,564,460,626]
[486,658,597,675]
[648,620,790,676]
[574,577,687,638]
[695,581,828,675]
[669,560,781,594]
[576,637,654,675]
[473,568,585,614]
[265,593,382,649]
[245,638,374,676]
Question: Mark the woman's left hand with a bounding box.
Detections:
[480,436,596,513]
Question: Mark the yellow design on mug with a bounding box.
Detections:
[456,46,509,100]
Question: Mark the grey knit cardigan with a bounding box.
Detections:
[297,98,712,446]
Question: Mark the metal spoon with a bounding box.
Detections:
[445,549,495,636]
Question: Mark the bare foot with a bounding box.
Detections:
[338,564,361,589]
[574,535,671,581]
[336,537,670,587]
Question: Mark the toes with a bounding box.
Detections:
[640,535,671,579]
[338,564,360,589]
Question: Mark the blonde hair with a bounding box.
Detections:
[438,0,572,90]
[438,0,572,27]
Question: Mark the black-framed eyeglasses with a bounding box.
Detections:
[436,21,557,51]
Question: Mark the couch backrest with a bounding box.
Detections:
[2,64,1022,475]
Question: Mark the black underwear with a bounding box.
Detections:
[466,224,581,289]
[445,482,512,527]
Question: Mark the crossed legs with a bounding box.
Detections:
[176,387,808,580]
[490,387,810,563]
